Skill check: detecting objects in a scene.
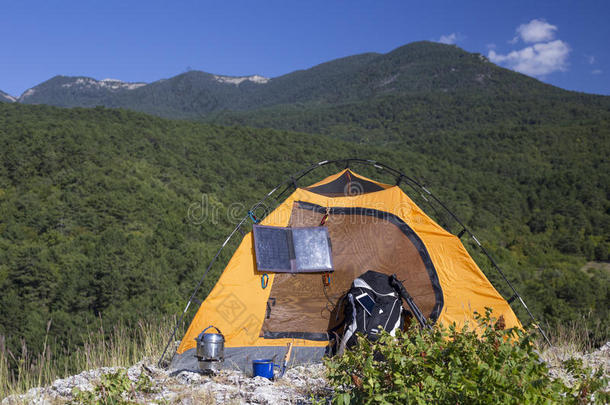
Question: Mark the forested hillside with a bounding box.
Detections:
[211,87,610,261]
[16,42,610,271]
[0,101,607,374]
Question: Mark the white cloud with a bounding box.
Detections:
[488,40,570,76]
[489,19,571,77]
[592,69,602,75]
[487,43,496,50]
[588,55,596,64]
[516,19,557,43]
[438,33,457,45]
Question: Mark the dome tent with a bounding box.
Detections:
[164,160,546,372]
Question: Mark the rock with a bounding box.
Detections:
[1,387,50,405]
[251,384,291,404]
[51,370,97,396]
[0,361,332,404]
[541,341,609,388]
[174,370,203,385]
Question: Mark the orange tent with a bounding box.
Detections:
[170,167,522,371]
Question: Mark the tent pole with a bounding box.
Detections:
[473,240,552,346]
[157,215,249,367]
[387,168,552,346]
[322,159,552,346]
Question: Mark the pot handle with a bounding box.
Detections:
[202,325,222,335]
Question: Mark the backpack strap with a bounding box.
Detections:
[337,293,358,355]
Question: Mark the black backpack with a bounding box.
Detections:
[338,270,406,353]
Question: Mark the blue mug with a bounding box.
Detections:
[252,359,281,379]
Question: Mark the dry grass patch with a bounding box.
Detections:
[0,315,179,400]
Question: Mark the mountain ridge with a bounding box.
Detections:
[0,90,16,103]
[13,41,598,118]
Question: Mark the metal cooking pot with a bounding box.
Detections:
[195,325,224,373]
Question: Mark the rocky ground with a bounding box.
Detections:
[2,343,608,404]
[542,341,610,387]
[1,362,331,404]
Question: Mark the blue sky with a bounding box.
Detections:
[1,0,609,97]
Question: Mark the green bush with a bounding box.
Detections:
[70,368,155,405]
[325,309,608,404]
